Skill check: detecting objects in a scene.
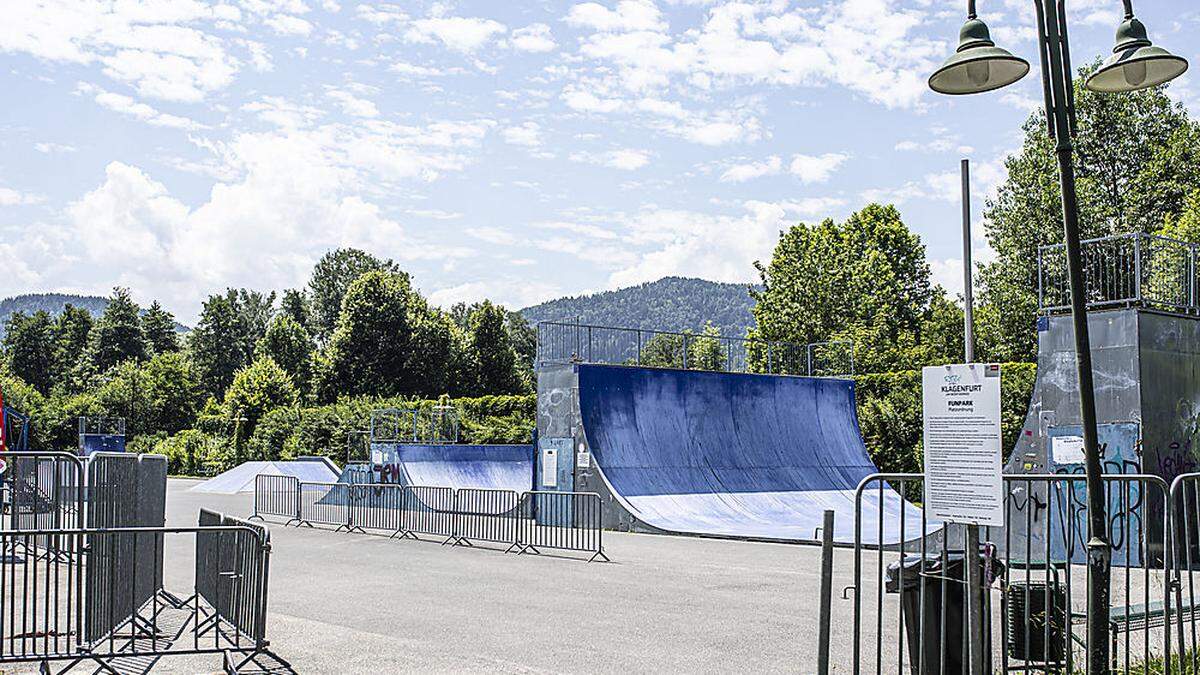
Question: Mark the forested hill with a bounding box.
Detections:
[520,277,758,337]
[0,293,186,339]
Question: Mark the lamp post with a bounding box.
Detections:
[928,2,1187,673]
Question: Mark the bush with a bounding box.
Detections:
[152,429,229,476]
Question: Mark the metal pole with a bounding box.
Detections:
[817,509,835,675]
[1037,1,1110,670]
[960,157,985,675]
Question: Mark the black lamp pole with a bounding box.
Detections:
[928,1,1187,672]
[1033,3,1111,671]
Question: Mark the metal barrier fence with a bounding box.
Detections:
[842,473,1183,674]
[535,320,854,376]
[1038,231,1200,314]
[0,517,279,673]
[297,482,352,531]
[196,509,272,652]
[253,480,608,560]
[253,474,301,524]
[517,491,608,562]
[2,452,85,532]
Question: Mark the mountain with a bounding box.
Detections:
[0,293,188,340]
[520,277,759,338]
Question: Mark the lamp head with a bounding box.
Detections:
[1085,17,1188,93]
[929,16,1030,95]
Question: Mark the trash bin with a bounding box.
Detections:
[885,551,1002,675]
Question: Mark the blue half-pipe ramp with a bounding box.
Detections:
[565,364,929,545]
[371,444,534,493]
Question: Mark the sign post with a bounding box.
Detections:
[923,362,1002,674]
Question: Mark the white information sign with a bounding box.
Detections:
[576,451,591,468]
[922,363,1004,527]
[1051,435,1087,465]
[541,447,558,488]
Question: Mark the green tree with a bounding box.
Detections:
[256,315,314,394]
[279,289,311,330]
[749,203,932,373]
[467,301,525,395]
[641,332,685,368]
[979,67,1199,362]
[86,288,146,373]
[90,351,203,439]
[189,294,245,399]
[223,356,298,443]
[687,324,726,371]
[141,301,179,355]
[307,248,401,343]
[53,304,93,388]
[316,270,415,400]
[3,311,56,393]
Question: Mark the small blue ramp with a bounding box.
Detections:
[577,364,933,545]
[373,444,534,492]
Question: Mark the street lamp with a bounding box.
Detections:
[928,1,1187,674]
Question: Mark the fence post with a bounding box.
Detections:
[682,334,689,369]
[1134,232,1143,304]
[767,344,773,374]
[1191,243,1197,313]
[817,509,834,675]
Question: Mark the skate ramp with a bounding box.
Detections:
[576,364,932,544]
[373,444,534,493]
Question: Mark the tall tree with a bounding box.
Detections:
[141,301,180,355]
[467,301,525,395]
[86,288,146,373]
[54,304,93,387]
[749,203,932,373]
[256,315,314,395]
[979,67,1199,362]
[189,294,245,399]
[279,289,311,330]
[316,270,415,400]
[3,311,56,393]
[307,248,401,343]
[222,355,298,443]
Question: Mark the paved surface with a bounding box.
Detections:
[131,477,882,674]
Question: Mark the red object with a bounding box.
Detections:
[0,383,7,452]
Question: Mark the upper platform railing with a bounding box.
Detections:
[535,321,854,377]
[1039,232,1200,315]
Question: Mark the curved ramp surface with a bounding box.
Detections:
[379,444,533,493]
[577,364,930,544]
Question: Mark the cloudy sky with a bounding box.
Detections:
[1,0,1196,322]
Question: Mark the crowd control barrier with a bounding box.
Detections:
[252,479,608,561]
[0,512,281,674]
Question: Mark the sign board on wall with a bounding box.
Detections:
[541,447,558,488]
[922,363,1004,527]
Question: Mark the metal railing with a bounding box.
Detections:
[254,480,608,560]
[1038,232,1200,314]
[535,321,855,376]
[0,517,279,673]
[840,473,1184,674]
[253,474,301,525]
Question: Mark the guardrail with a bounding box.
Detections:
[252,480,608,561]
[253,474,301,525]
[1038,231,1200,315]
[0,515,281,673]
[535,321,854,377]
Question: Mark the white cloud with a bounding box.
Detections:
[426,278,563,309]
[570,149,651,170]
[405,16,507,53]
[502,122,542,147]
[0,2,245,102]
[788,153,849,184]
[34,142,77,154]
[719,156,782,182]
[82,84,204,130]
[264,14,314,36]
[0,187,44,206]
[862,171,960,205]
[565,1,666,32]
[511,23,557,53]
[467,226,518,245]
[327,88,380,118]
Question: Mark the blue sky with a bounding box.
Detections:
[1,0,1196,323]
